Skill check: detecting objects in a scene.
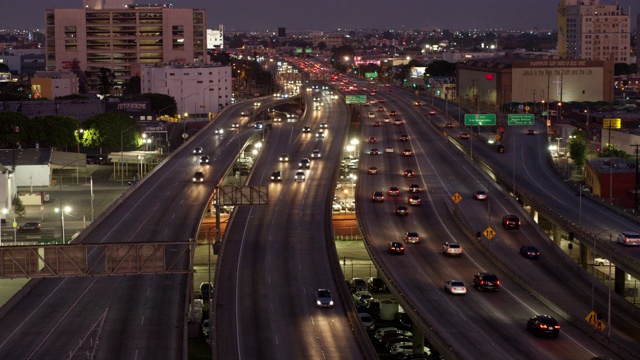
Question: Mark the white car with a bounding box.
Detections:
[617,231,640,246]
[352,290,373,305]
[594,257,612,266]
[295,171,306,182]
[368,112,376,118]
[311,149,321,158]
[444,280,467,295]
[240,111,249,117]
[279,154,289,162]
[358,312,375,330]
[231,122,239,128]
[214,128,223,135]
[443,242,462,256]
[385,146,394,153]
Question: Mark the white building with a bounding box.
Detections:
[207,25,224,50]
[559,0,630,62]
[140,63,232,119]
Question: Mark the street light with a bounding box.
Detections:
[121,124,140,191]
[55,205,71,243]
[0,208,6,246]
[350,138,359,156]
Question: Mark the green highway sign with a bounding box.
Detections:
[365,72,378,79]
[507,114,534,126]
[464,114,496,126]
[345,95,367,104]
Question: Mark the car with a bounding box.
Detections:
[214,128,223,135]
[385,146,394,153]
[389,110,397,116]
[369,148,380,155]
[201,319,210,337]
[400,134,409,142]
[408,195,421,205]
[520,245,540,259]
[192,171,204,183]
[279,154,289,162]
[527,315,560,338]
[375,327,404,340]
[497,144,505,153]
[193,146,204,154]
[240,110,249,117]
[350,278,368,292]
[402,149,413,156]
[231,122,239,128]
[409,184,421,193]
[442,241,462,256]
[378,106,385,112]
[358,312,375,330]
[428,110,436,115]
[316,289,334,308]
[253,102,261,107]
[302,126,311,133]
[396,206,409,216]
[387,338,412,350]
[377,329,412,342]
[299,158,311,169]
[270,170,282,182]
[617,231,640,246]
[473,191,488,200]
[383,117,391,123]
[502,214,521,229]
[388,187,400,196]
[594,257,612,266]
[527,129,536,135]
[444,280,467,295]
[368,166,378,174]
[445,122,454,128]
[17,222,41,232]
[199,282,212,299]
[378,98,385,103]
[473,272,500,291]
[311,149,321,158]
[404,232,420,244]
[459,133,470,139]
[372,121,381,127]
[414,101,421,106]
[367,277,387,292]
[368,112,376,118]
[315,131,326,139]
[393,119,403,125]
[320,122,328,128]
[388,241,405,254]
[370,92,377,96]
[403,169,415,177]
[254,121,264,129]
[294,171,306,181]
[199,156,210,165]
[372,191,385,202]
[367,136,377,143]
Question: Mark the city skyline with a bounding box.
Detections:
[0,0,638,33]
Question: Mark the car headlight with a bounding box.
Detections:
[329,301,333,306]
[317,300,321,306]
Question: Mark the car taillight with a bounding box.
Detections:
[479,280,485,285]
[554,325,560,329]
[496,280,500,285]
[539,324,548,329]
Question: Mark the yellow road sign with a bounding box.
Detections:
[603,118,621,129]
[451,193,462,204]
[585,310,598,325]
[483,227,496,240]
[594,320,606,332]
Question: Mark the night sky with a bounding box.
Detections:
[0,0,638,32]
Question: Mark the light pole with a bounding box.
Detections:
[182,93,198,120]
[0,208,6,246]
[121,124,140,191]
[55,205,71,243]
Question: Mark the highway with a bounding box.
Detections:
[344,77,627,358]
[214,83,372,359]
[0,103,266,359]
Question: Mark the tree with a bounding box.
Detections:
[28,115,80,149]
[427,60,457,77]
[70,59,88,94]
[317,41,327,51]
[598,143,628,158]
[210,52,231,66]
[568,129,589,168]
[228,35,244,49]
[0,111,28,148]
[82,112,140,151]
[122,76,141,97]
[98,67,115,96]
[135,93,177,116]
[13,197,26,218]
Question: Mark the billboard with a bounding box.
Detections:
[410,67,427,78]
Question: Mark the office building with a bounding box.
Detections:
[140,63,232,119]
[45,1,206,93]
[558,0,630,62]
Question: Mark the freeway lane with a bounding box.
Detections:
[0,103,265,359]
[214,87,372,359]
[351,82,621,359]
